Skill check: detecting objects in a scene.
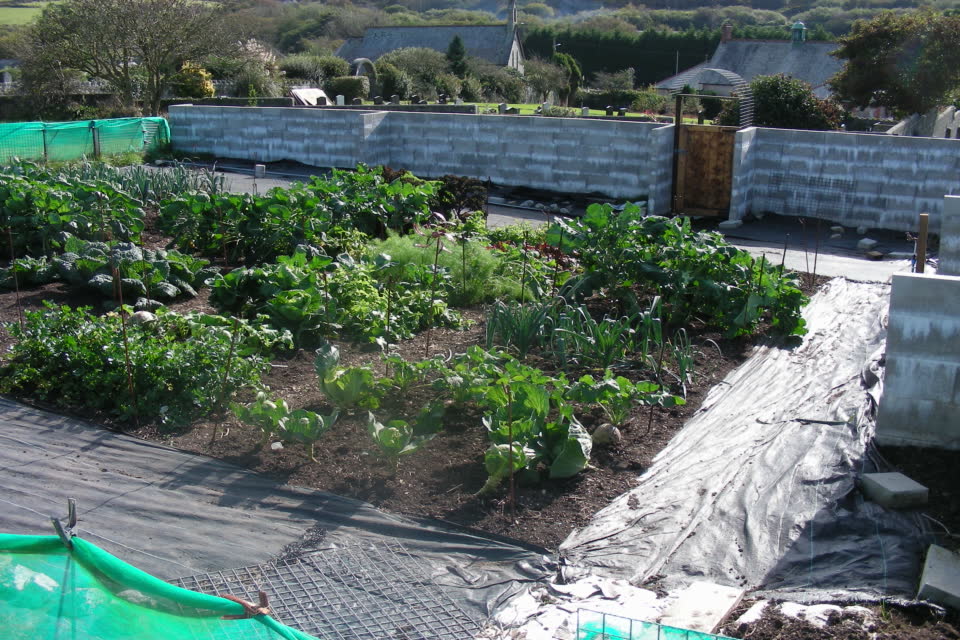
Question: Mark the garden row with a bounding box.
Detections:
[0,160,809,493]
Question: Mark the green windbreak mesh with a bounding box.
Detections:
[0,117,170,164]
[0,534,318,640]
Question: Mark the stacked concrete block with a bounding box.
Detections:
[729,127,758,220]
[876,272,960,450]
[918,545,960,610]
[168,105,675,201]
[941,196,960,276]
[734,126,960,233]
[859,472,928,508]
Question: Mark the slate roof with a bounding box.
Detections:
[657,40,843,99]
[337,24,516,67]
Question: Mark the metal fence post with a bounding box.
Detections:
[90,121,101,159]
[41,125,48,162]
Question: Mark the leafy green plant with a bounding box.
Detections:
[0,255,58,289]
[211,249,463,347]
[552,306,638,370]
[159,165,439,264]
[314,344,381,410]
[485,300,554,359]
[232,392,339,461]
[278,409,339,462]
[479,443,534,495]
[570,373,684,426]
[547,204,807,337]
[231,392,290,447]
[367,412,434,469]
[368,232,525,306]
[50,239,217,306]
[0,303,265,426]
[5,159,225,206]
[175,312,293,357]
[0,172,146,257]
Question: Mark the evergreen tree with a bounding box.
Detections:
[446,35,468,78]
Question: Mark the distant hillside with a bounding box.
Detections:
[0,1,49,26]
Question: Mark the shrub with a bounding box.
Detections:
[376,62,412,99]
[315,55,351,81]
[630,89,666,113]
[716,74,843,130]
[173,63,215,99]
[460,75,483,102]
[279,54,325,82]
[328,76,369,102]
[378,47,449,98]
[435,73,462,98]
[468,59,525,102]
[577,88,663,111]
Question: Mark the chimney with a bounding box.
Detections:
[721,23,733,43]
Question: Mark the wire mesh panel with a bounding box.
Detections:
[576,610,736,640]
[174,542,482,640]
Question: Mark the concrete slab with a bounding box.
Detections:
[658,581,745,633]
[860,472,929,508]
[918,545,960,611]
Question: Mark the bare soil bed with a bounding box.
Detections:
[722,599,959,640]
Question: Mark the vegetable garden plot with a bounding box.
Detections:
[0,160,812,550]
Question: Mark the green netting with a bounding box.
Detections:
[0,117,170,164]
[577,609,736,640]
[0,534,318,640]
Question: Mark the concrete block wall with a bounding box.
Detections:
[940,196,960,276]
[729,127,960,233]
[876,272,960,450]
[168,105,674,209]
[730,127,757,217]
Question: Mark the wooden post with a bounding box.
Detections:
[90,121,101,159]
[41,126,48,162]
[916,213,929,273]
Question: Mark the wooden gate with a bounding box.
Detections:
[672,124,738,217]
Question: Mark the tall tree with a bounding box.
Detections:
[717,74,843,130]
[26,0,239,116]
[523,57,567,103]
[446,35,467,78]
[552,52,582,106]
[830,10,960,116]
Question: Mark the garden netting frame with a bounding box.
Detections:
[0,533,317,640]
[0,117,169,164]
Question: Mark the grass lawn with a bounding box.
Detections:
[474,102,663,118]
[360,100,707,123]
[0,1,49,26]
